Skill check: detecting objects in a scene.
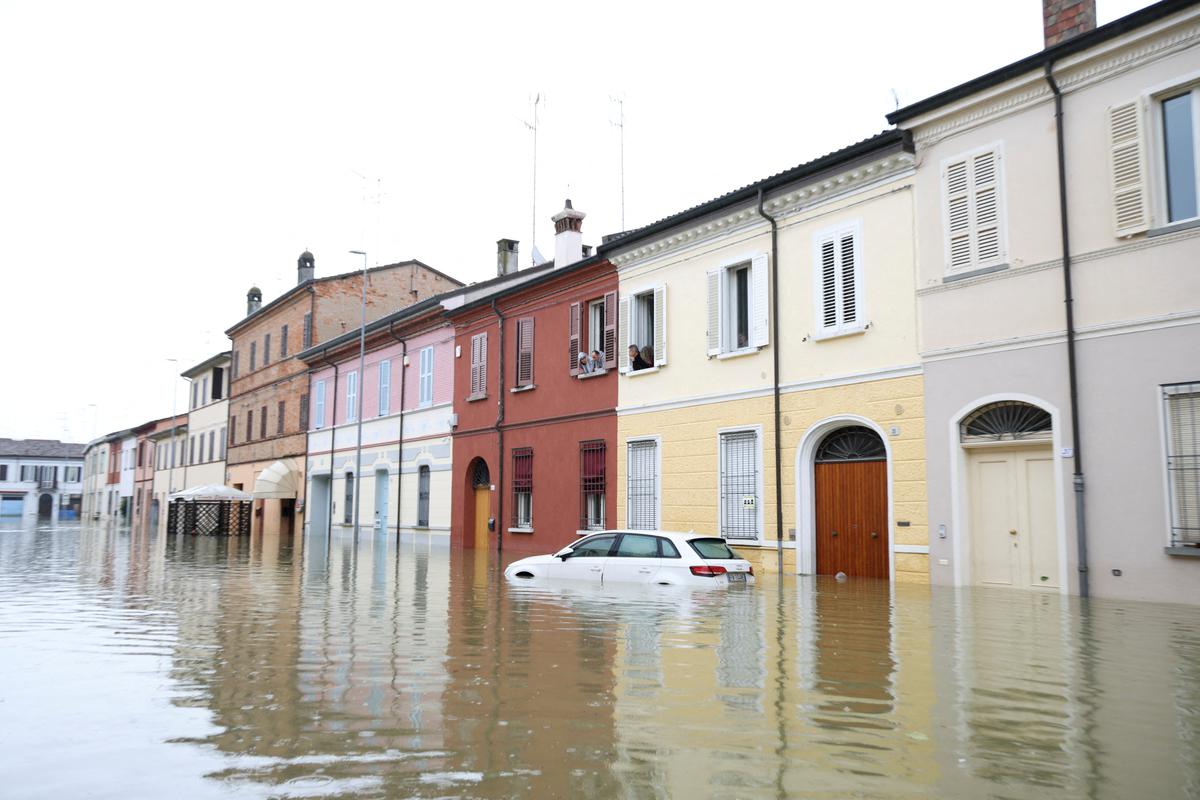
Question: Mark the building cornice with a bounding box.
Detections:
[610,153,915,271]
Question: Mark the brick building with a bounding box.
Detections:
[225,251,461,538]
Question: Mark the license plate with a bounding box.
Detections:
[727,572,747,583]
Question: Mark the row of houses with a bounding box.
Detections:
[82,0,1199,603]
[0,439,85,522]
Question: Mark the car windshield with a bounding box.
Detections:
[688,538,738,560]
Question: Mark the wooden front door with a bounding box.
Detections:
[814,426,888,579]
[473,486,490,550]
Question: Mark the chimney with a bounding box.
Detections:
[247,286,262,316]
[1043,0,1096,48]
[496,239,520,277]
[552,198,586,268]
[297,250,315,284]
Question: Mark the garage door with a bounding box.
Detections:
[1,496,24,516]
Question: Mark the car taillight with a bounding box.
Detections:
[690,565,728,577]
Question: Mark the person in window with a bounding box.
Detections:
[640,345,654,367]
[577,351,593,374]
[628,344,650,371]
[589,349,605,373]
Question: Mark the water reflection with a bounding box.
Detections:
[0,519,1197,799]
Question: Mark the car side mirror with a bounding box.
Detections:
[553,546,572,560]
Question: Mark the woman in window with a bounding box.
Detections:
[628,344,649,371]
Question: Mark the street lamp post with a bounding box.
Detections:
[349,250,368,542]
[166,358,178,531]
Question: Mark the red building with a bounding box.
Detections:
[450,201,617,554]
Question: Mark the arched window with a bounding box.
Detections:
[960,401,1052,443]
[815,426,886,463]
[471,459,490,489]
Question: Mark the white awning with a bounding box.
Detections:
[169,484,253,502]
[253,460,300,499]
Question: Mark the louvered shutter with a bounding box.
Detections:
[706,270,721,356]
[972,151,1001,263]
[820,238,838,328]
[945,159,972,270]
[840,232,858,324]
[1109,100,1150,237]
[750,253,769,348]
[617,296,630,372]
[816,226,861,332]
[516,317,534,386]
[653,284,667,366]
[469,333,486,397]
[568,302,581,376]
[603,291,617,369]
[944,149,1004,270]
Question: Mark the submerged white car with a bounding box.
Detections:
[504,530,755,587]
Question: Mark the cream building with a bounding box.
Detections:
[150,423,188,529]
[602,131,928,581]
[888,0,1200,601]
[182,352,230,489]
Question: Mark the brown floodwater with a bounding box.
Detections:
[0,520,1197,799]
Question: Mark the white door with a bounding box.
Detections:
[968,446,1059,590]
[374,470,388,531]
[550,533,614,582]
[603,533,662,584]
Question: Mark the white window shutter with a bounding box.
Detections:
[972,151,1002,264]
[945,159,972,270]
[839,233,858,324]
[653,284,667,366]
[706,269,721,356]
[1109,100,1150,237]
[819,236,838,329]
[944,148,1004,270]
[617,296,630,372]
[750,253,769,348]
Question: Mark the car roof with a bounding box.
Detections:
[581,530,722,543]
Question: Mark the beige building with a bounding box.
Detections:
[181,352,230,490]
[150,419,188,528]
[889,0,1200,601]
[603,131,929,581]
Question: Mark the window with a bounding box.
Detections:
[346,371,358,422]
[260,405,267,439]
[277,400,285,435]
[219,428,226,459]
[419,346,434,406]
[627,439,659,530]
[229,417,237,447]
[943,146,1004,271]
[1162,90,1198,223]
[515,317,534,387]
[570,293,617,375]
[813,222,864,338]
[719,429,760,540]
[570,534,615,557]
[705,257,768,355]
[232,351,239,379]
[264,333,271,365]
[619,287,666,372]
[580,440,605,531]
[303,313,313,348]
[201,376,209,405]
[588,301,604,360]
[314,381,326,429]
[280,324,289,357]
[417,465,430,527]
[250,341,257,371]
[246,410,253,441]
[21,465,35,481]
[1163,382,1200,549]
[299,394,309,431]
[468,333,487,399]
[0,465,6,481]
[65,466,81,482]
[344,472,354,524]
[378,360,391,416]
[512,448,532,528]
[613,533,658,557]
[189,436,196,465]
[213,367,224,399]
[191,382,199,410]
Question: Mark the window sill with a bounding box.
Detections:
[466,394,488,403]
[510,385,536,393]
[941,263,1009,283]
[811,322,870,342]
[621,366,660,378]
[715,347,761,361]
[508,527,534,534]
[577,370,609,380]
[1147,217,1200,238]
[1165,546,1200,557]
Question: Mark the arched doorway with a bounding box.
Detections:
[466,458,491,549]
[38,494,53,520]
[814,426,888,578]
[961,401,1058,590]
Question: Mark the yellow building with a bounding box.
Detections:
[603,131,928,581]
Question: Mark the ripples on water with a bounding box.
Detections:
[0,521,1197,799]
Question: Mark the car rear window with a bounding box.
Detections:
[688,538,738,560]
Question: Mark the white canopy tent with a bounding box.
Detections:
[169,484,254,503]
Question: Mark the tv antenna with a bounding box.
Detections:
[610,94,626,231]
[521,94,542,266]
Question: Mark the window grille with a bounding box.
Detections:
[1164,382,1200,548]
[344,472,354,524]
[280,324,288,357]
[264,333,271,365]
[250,341,257,371]
[580,440,606,530]
[299,394,309,431]
[303,313,313,349]
[260,405,267,439]
[816,426,886,462]
[960,401,1051,443]
[417,465,430,527]
[471,458,490,488]
[627,440,658,530]
[512,448,533,528]
[277,401,285,435]
[720,430,759,540]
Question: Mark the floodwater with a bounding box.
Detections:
[1,522,1197,800]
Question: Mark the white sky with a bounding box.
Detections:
[0,0,1149,442]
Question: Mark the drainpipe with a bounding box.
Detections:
[492,298,506,554]
[388,319,408,549]
[317,349,340,540]
[756,188,785,576]
[1045,60,1090,598]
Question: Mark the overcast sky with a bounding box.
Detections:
[1,0,1149,443]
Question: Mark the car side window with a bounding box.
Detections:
[614,533,658,558]
[571,534,616,558]
[658,538,681,558]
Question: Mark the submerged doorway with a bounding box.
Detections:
[374,469,389,532]
[38,494,53,520]
[468,458,491,550]
[814,426,888,579]
[962,401,1059,590]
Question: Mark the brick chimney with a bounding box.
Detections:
[496,239,519,277]
[551,198,586,268]
[1043,0,1096,48]
[297,250,315,284]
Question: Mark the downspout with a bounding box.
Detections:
[1045,60,1090,597]
[492,299,506,554]
[388,320,407,550]
[317,349,340,540]
[756,188,785,576]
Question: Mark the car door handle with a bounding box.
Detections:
[589,566,602,572]
[638,568,652,573]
